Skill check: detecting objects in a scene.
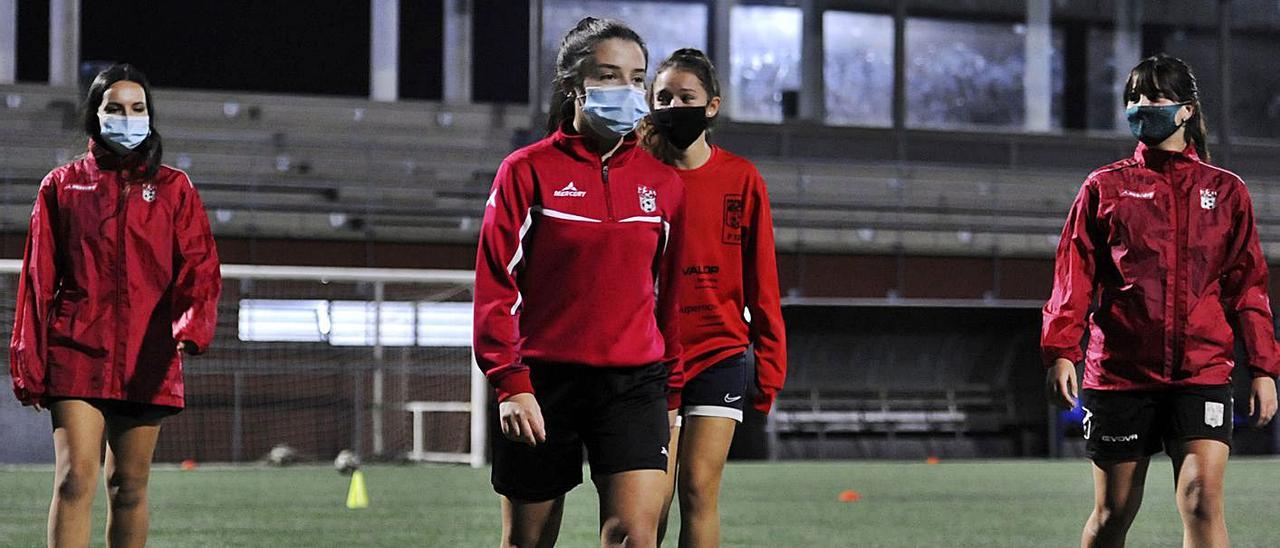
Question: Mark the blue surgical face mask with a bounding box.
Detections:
[580,85,649,138]
[1126,103,1187,146]
[98,113,151,150]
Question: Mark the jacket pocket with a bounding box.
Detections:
[47,296,108,360]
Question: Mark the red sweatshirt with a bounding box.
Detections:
[1042,143,1279,390]
[473,126,686,408]
[10,143,222,408]
[674,146,786,413]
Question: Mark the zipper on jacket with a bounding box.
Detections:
[1170,172,1187,378]
[601,163,616,221]
[113,181,131,388]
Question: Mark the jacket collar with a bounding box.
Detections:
[551,121,640,166]
[1132,141,1200,172]
[86,139,149,181]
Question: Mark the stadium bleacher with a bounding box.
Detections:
[9,83,1280,258]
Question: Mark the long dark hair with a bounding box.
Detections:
[641,48,722,165]
[546,17,648,134]
[1125,54,1210,162]
[83,63,163,179]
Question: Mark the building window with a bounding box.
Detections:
[238,300,471,347]
[729,5,802,123]
[540,0,709,112]
[823,11,894,127]
[906,18,1064,130]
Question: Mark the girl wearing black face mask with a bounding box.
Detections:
[643,48,787,548]
[1043,54,1278,547]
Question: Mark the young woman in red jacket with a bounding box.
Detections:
[9,64,221,548]
[643,49,787,548]
[472,18,685,548]
[1043,54,1278,547]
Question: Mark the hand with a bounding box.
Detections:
[499,393,546,446]
[1250,377,1277,428]
[1046,359,1079,409]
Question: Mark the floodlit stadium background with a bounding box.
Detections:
[2,1,1280,546]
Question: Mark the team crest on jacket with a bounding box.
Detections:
[141,184,157,203]
[638,186,657,213]
[1200,188,1217,210]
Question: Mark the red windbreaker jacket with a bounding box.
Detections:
[1042,143,1280,390]
[674,147,786,413]
[9,144,222,408]
[473,126,686,408]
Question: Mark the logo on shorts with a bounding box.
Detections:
[1100,434,1139,442]
[1205,401,1225,427]
[1082,407,1093,440]
[1200,188,1218,210]
[661,447,669,457]
[723,394,742,404]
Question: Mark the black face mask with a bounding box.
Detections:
[650,106,710,150]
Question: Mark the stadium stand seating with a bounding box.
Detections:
[7,83,1280,257]
[768,305,1044,459]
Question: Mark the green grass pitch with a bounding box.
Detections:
[1,459,1278,547]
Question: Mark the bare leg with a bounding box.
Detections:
[1171,440,1229,548]
[676,416,736,548]
[1081,458,1150,548]
[500,495,565,548]
[656,416,681,545]
[47,400,106,548]
[595,470,668,548]
[102,413,162,548]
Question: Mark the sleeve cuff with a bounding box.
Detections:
[667,390,682,411]
[174,329,212,355]
[13,384,43,407]
[1042,348,1081,368]
[752,390,776,414]
[493,370,535,402]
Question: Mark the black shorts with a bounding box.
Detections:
[1081,384,1233,461]
[678,353,748,425]
[47,397,180,423]
[491,362,670,502]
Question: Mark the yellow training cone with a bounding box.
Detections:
[346,470,369,509]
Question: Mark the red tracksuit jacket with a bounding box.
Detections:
[674,146,786,413]
[473,126,686,407]
[9,144,222,408]
[1042,143,1280,390]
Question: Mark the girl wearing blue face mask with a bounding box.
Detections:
[1044,54,1278,547]
[11,64,221,547]
[473,17,686,548]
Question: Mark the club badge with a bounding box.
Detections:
[1200,188,1217,210]
[1205,401,1224,427]
[638,186,657,213]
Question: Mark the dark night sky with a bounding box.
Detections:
[14,0,535,103]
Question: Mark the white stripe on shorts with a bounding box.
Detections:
[684,405,744,423]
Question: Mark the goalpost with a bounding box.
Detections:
[0,260,488,468]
